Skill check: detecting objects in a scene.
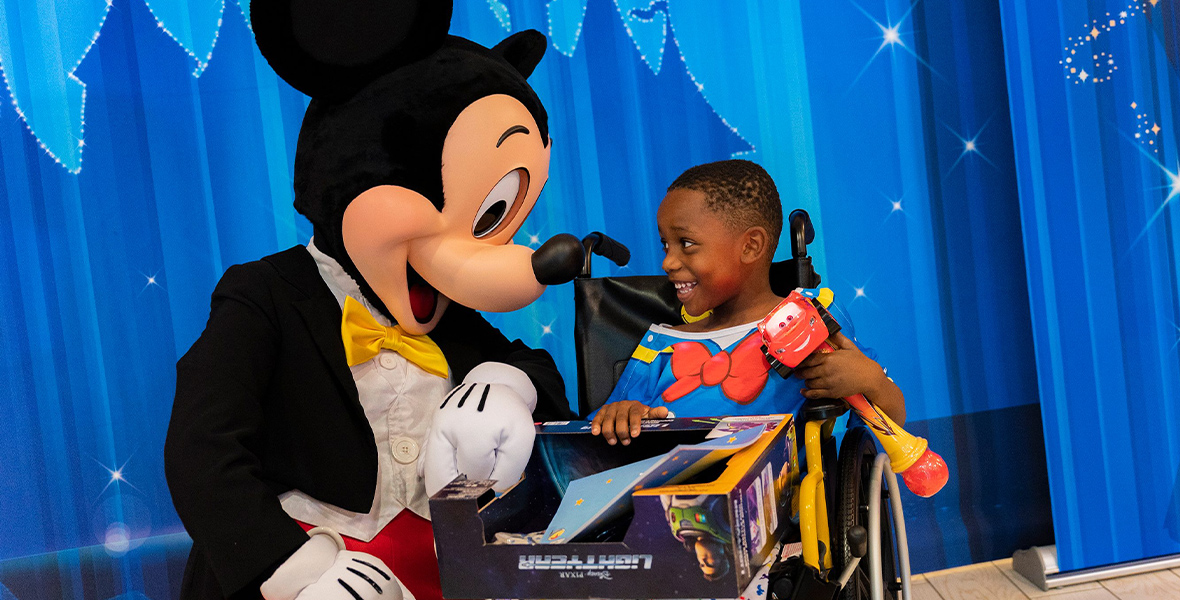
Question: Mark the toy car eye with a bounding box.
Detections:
[473,169,528,238]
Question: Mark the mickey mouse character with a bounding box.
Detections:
[163,2,584,599]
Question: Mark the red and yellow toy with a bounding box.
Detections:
[758,289,949,497]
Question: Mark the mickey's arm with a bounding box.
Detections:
[422,306,571,495]
[164,263,309,596]
[431,305,572,421]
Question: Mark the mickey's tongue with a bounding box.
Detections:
[407,267,438,323]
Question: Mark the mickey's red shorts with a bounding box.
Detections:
[298,512,441,600]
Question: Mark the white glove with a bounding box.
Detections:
[422,362,538,496]
[261,528,411,600]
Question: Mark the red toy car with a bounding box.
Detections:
[757,290,841,378]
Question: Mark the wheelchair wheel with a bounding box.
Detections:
[834,427,900,600]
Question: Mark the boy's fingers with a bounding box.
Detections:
[628,406,646,441]
[804,376,829,390]
[590,410,605,435]
[592,403,670,445]
[803,387,833,399]
[795,365,826,380]
[798,352,830,368]
[615,410,634,445]
[599,408,619,444]
[832,332,858,351]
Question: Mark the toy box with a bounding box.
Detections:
[429,414,800,599]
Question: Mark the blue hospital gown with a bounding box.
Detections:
[597,293,879,418]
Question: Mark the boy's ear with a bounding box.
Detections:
[740,226,771,264]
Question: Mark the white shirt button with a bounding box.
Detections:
[378,353,398,369]
[393,438,419,464]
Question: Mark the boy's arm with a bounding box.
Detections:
[861,371,906,426]
[795,332,906,425]
[590,401,670,445]
[588,339,669,444]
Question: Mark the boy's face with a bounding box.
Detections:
[657,188,747,317]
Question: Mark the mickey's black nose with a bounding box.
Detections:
[531,234,584,285]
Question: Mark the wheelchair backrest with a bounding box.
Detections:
[573,260,810,417]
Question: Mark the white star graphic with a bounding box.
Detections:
[139,270,164,294]
[93,455,139,496]
[847,0,944,91]
[844,277,879,308]
[942,116,999,178]
[882,191,906,224]
[880,23,902,48]
[1126,132,1180,251]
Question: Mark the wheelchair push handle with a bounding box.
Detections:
[788,209,816,258]
[782,209,821,290]
[580,232,631,277]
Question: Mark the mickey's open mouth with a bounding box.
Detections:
[407,264,439,324]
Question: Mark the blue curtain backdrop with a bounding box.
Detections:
[0,0,1058,597]
[1000,0,1180,572]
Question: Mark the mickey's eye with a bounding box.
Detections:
[473,169,528,238]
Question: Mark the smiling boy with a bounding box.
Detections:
[591,160,906,445]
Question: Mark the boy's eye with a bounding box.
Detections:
[681,239,696,249]
[661,239,669,252]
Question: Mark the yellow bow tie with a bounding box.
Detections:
[340,296,449,378]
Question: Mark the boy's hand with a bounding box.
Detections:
[795,333,887,400]
[590,401,670,446]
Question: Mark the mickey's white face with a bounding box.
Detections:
[341,94,551,335]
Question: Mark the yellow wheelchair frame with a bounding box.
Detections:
[772,409,914,600]
[799,418,838,574]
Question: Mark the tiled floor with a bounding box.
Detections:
[914,560,1180,600]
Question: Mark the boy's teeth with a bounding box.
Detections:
[674,282,696,294]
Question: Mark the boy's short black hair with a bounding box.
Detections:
[668,159,782,255]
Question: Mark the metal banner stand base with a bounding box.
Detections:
[1012,545,1180,591]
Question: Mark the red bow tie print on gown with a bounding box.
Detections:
[662,332,772,404]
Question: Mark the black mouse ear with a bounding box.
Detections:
[492,30,547,78]
[251,0,453,99]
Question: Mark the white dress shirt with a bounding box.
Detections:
[278,240,453,542]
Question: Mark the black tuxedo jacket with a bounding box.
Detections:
[164,246,571,599]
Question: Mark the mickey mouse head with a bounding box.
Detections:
[252,0,582,334]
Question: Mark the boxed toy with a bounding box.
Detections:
[430,414,800,599]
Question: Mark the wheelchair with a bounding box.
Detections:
[571,211,914,600]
